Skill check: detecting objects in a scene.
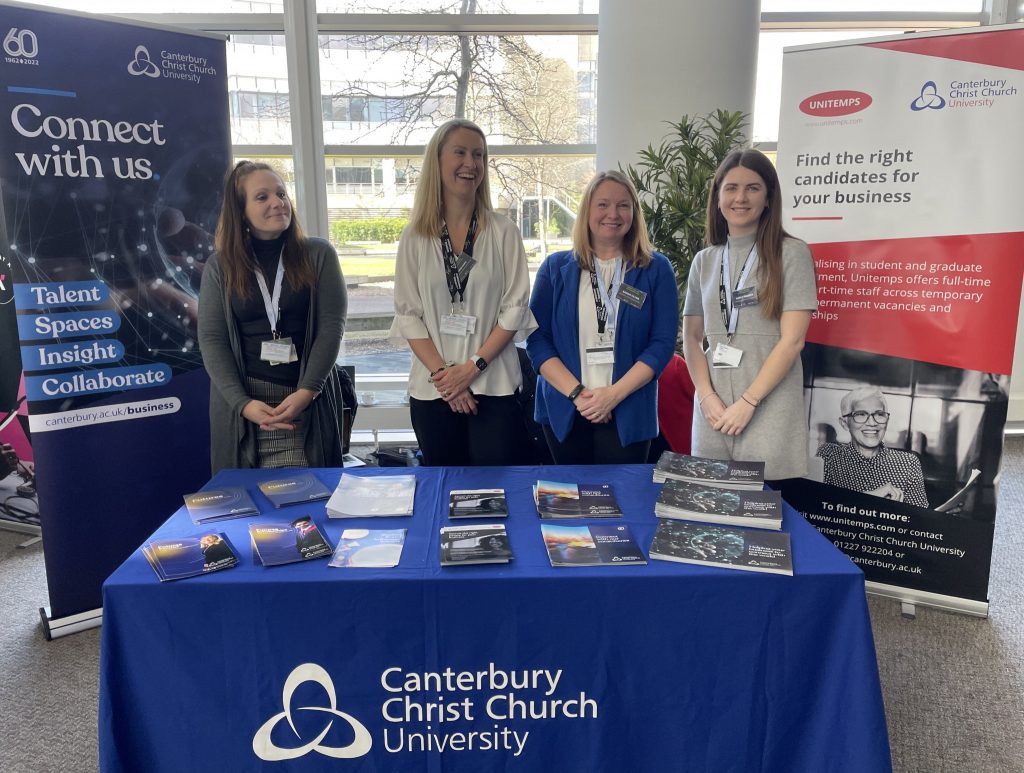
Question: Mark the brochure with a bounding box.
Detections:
[183,486,259,524]
[534,480,623,518]
[649,518,793,575]
[257,472,332,508]
[143,532,238,581]
[249,517,333,566]
[439,523,512,565]
[652,451,765,489]
[540,524,646,567]
[656,478,783,530]
[327,473,416,518]
[329,528,407,568]
[449,489,508,518]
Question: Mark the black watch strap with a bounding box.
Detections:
[568,383,585,402]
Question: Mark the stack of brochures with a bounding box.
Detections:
[655,478,783,530]
[258,472,332,508]
[532,480,623,519]
[143,533,239,581]
[329,529,407,568]
[183,486,259,524]
[541,524,646,567]
[652,452,765,490]
[449,489,508,518]
[326,473,416,518]
[249,517,333,566]
[649,518,793,575]
[439,523,512,565]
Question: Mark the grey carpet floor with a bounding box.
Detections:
[2,441,1022,773]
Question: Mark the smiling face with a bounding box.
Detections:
[438,127,485,202]
[842,394,889,455]
[587,179,633,252]
[717,165,768,237]
[242,169,291,240]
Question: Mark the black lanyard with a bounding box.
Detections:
[718,243,758,338]
[439,211,478,305]
[588,263,621,335]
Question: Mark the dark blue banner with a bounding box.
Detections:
[0,3,229,620]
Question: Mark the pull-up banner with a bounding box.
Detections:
[775,24,1024,615]
[0,1,229,629]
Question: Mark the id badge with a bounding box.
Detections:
[712,342,743,368]
[261,338,295,364]
[616,283,647,310]
[733,286,759,308]
[585,346,615,365]
[440,314,470,336]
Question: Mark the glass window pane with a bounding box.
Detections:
[318,0,598,12]
[23,0,283,11]
[228,35,291,145]
[762,1,981,11]
[318,34,598,145]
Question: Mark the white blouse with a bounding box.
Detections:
[389,213,538,400]
[577,256,621,390]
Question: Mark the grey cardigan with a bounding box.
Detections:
[197,237,348,473]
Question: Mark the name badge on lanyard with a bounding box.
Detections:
[256,250,298,365]
[439,213,479,338]
[715,242,758,368]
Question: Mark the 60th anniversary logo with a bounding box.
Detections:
[253,662,599,762]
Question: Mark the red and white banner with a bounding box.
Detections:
[775,24,1024,614]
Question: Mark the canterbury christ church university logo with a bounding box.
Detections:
[126,44,218,85]
[253,662,599,761]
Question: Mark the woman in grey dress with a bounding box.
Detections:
[682,149,818,480]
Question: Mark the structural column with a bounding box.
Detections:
[596,0,761,172]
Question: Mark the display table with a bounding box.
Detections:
[99,465,891,773]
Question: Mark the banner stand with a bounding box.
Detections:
[866,582,988,620]
[38,606,103,641]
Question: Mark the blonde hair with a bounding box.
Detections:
[571,170,653,271]
[409,119,493,238]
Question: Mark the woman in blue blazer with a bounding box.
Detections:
[527,171,679,464]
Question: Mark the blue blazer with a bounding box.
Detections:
[526,250,679,447]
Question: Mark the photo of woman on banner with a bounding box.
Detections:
[815,387,928,506]
[682,149,818,481]
[198,161,347,472]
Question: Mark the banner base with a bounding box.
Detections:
[867,581,988,619]
[0,519,41,537]
[39,606,103,640]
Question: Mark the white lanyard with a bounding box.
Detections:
[721,243,758,337]
[254,248,286,336]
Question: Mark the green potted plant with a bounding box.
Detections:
[623,109,749,340]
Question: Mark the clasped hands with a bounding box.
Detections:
[242,387,317,431]
[700,393,755,437]
[574,385,621,424]
[432,361,479,415]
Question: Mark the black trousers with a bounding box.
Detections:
[543,418,651,465]
[409,394,533,467]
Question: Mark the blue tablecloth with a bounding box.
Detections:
[99,465,892,773]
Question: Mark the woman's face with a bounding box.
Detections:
[717,165,768,237]
[243,169,291,240]
[587,180,633,250]
[439,127,485,202]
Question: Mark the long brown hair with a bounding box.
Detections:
[409,119,493,238]
[572,170,653,271]
[705,149,792,319]
[214,160,314,300]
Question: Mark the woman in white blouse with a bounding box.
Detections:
[389,119,537,465]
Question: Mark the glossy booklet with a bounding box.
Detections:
[533,480,622,518]
[258,472,332,508]
[449,489,508,518]
[327,473,416,517]
[540,523,646,567]
[183,486,259,524]
[655,478,783,530]
[143,532,238,581]
[329,528,407,568]
[649,518,793,576]
[439,523,512,565]
[249,517,333,566]
[652,451,765,489]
